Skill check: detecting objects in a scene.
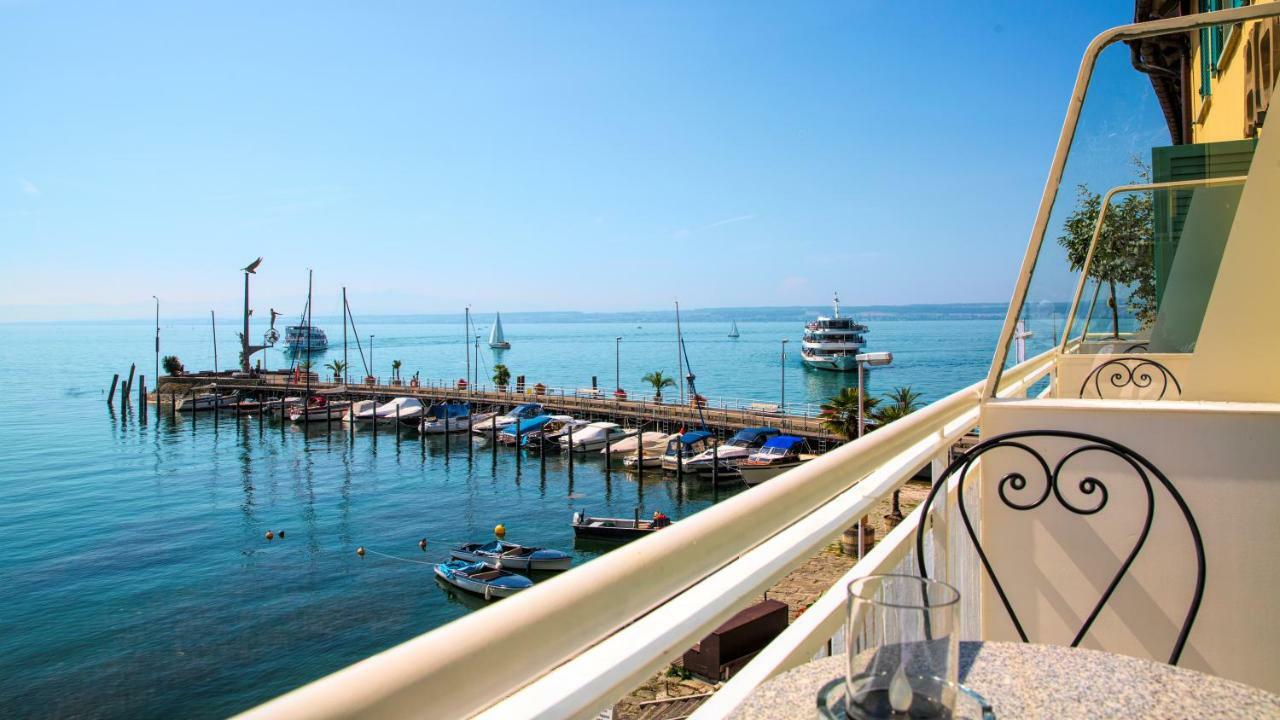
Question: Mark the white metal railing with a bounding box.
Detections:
[237,351,1052,720]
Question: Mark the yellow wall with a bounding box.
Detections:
[1192,1,1277,143]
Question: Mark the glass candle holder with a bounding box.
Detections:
[845,574,960,719]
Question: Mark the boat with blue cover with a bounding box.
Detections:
[450,541,573,571]
[497,414,575,446]
[433,560,533,600]
[418,402,495,434]
[738,435,815,486]
[471,403,544,434]
[659,430,716,472]
[684,427,781,476]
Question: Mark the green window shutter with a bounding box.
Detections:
[1200,26,1214,96]
[1151,139,1258,303]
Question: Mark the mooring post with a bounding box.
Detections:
[138,376,147,424]
[124,363,136,407]
[443,414,450,455]
[636,423,644,481]
[604,431,611,474]
[108,374,119,406]
[711,436,719,494]
[171,388,177,419]
[676,440,684,482]
[566,422,575,476]
[372,396,378,446]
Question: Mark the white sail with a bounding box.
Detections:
[489,313,510,348]
[729,320,740,338]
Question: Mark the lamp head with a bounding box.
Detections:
[855,351,893,367]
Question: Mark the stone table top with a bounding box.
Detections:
[734,641,1280,719]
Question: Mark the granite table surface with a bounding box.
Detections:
[735,641,1280,719]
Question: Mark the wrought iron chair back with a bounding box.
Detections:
[914,429,1205,665]
[1079,356,1181,400]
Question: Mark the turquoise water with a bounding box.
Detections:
[0,317,1009,718]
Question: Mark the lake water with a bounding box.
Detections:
[0,316,1018,718]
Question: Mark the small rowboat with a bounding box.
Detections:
[433,560,533,600]
[571,509,672,542]
[451,541,573,571]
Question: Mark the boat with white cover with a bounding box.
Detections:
[606,431,672,462]
[450,541,572,572]
[620,432,679,470]
[175,391,239,412]
[433,560,532,600]
[800,293,868,371]
[352,397,424,425]
[288,397,352,423]
[559,422,636,453]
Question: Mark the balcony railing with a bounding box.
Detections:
[237,351,1052,720]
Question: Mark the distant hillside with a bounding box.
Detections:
[348,303,1018,324]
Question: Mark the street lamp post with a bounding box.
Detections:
[780,339,788,413]
[855,352,893,439]
[370,335,375,384]
[615,337,622,394]
[853,351,892,558]
[153,295,160,382]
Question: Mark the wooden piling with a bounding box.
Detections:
[138,377,147,423]
[108,374,119,405]
[124,363,136,405]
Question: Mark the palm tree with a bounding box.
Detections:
[325,359,348,383]
[872,386,924,425]
[872,385,923,520]
[642,370,677,402]
[391,359,403,384]
[492,363,511,390]
[819,387,880,440]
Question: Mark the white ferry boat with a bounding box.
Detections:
[799,293,867,371]
[284,324,328,351]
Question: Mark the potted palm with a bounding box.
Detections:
[533,382,547,396]
[390,360,403,386]
[642,371,676,402]
[492,364,511,392]
[325,360,348,384]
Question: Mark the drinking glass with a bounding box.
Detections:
[845,574,960,719]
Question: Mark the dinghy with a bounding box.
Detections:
[433,560,532,600]
[571,509,672,542]
[450,541,572,571]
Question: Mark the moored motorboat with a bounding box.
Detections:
[738,435,816,486]
[471,403,544,434]
[571,509,672,542]
[175,391,239,412]
[433,560,532,600]
[450,541,572,571]
[559,421,636,453]
[418,403,493,434]
[684,427,780,476]
[607,431,673,465]
[659,430,716,472]
[352,397,424,425]
[288,397,351,423]
[498,414,575,446]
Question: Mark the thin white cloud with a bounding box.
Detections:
[701,213,756,230]
[19,178,40,197]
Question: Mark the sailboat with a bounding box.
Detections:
[728,320,740,339]
[488,313,511,349]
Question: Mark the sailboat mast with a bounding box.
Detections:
[675,300,684,405]
[342,286,348,384]
[211,310,218,373]
[465,306,471,391]
[305,270,313,401]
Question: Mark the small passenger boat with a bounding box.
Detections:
[433,560,532,599]
[450,541,572,571]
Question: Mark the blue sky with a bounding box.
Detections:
[1,1,1139,321]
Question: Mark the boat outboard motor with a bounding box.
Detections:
[573,511,584,525]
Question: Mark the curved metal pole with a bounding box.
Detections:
[1058,175,1248,353]
[984,2,1280,397]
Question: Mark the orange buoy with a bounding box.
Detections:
[418,538,427,550]
[265,531,274,540]
[356,546,366,556]
[494,524,506,538]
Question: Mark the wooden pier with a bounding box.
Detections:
[155,374,842,449]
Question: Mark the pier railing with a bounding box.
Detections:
[236,350,1054,720]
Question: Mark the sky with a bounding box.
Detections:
[0,1,1144,322]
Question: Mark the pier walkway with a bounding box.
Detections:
[156,374,842,448]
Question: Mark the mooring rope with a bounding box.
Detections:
[363,548,438,565]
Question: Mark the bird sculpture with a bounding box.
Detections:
[242,257,263,274]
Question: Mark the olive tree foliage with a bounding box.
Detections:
[1057,159,1157,336]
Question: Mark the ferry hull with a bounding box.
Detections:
[801,354,859,371]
